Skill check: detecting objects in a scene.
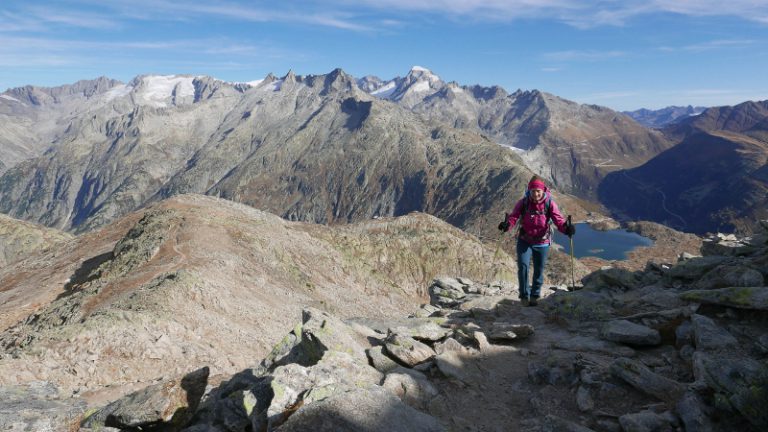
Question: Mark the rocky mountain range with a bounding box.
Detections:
[362,67,673,196]
[0,66,680,237]
[1,194,766,431]
[0,70,551,236]
[600,100,768,234]
[623,105,707,128]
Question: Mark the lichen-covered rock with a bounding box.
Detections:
[582,267,641,290]
[600,320,661,346]
[267,351,383,427]
[680,286,768,310]
[366,346,400,373]
[487,322,535,341]
[696,264,765,289]
[692,352,768,429]
[384,333,435,367]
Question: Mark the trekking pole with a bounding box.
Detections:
[488,213,508,282]
[568,215,576,290]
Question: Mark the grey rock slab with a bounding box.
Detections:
[600,320,661,346]
[384,333,435,367]
[267,351,383,426]
[675,320,693,348]
[676,391,714,432]
[434,337,469,355]
[690,314,738,351]
[366,346,400,373]
[82,366,209,430]
[542,414,597,432]
[487,322,535,341]
[618,410,678,432]
[433,277,466,293]
[388,319,451,342]
[274,385,446,432]
[382,366,439,409]
[435,351,477,383]
[0,383,87,432]
[679,286,768,310]
[554,335,636,357]
[609,357,685,404]
[697,265,764,289]
[576,385,594,412]
[299,307,370,363]
[665,256,729,281]
[692,351,768,427]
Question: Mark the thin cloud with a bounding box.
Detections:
[319,0,768,27]
[541,67,561,72]
[541,50,626,62]
[64,0,372,32]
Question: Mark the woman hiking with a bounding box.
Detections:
[498,175,575,306]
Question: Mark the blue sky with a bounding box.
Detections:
[1,0,767,111]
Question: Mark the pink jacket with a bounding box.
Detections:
[505,191,567,245]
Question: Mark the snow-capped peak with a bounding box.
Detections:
[133,75,197,107]
[408,66,440,82]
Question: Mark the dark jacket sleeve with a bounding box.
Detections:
[549,199,568,234]
[505,199,525,231]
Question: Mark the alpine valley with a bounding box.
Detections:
[1,67,767,432]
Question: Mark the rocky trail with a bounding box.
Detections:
[2,219,766,431]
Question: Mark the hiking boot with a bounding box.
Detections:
[520,298,530,307]
[528,298,539,307]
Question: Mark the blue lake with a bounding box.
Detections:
[552,223,653,260]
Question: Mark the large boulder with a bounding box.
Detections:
[383,334,436,367]
[680,286,768,310]
[609,358,685,404]
[690,314,738,351]
[274,385,446,432]
[0,382,86,432]
[600,320,661,346]
[82,367,209,430]
[267,351,383,427]
[695,264,765,289]
[692,352,768,429]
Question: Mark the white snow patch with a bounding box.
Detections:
[137,75,196,107]
[0,94,21,103]
[410,65,440,81]
[370,81,397,98]
[245,79,264,87]
[411,80,431,93]
[103,84,132,101]
[261,79,283,91]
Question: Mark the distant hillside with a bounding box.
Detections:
[0,214,72,266]
[623,105,706,128]
[600,101,768,234]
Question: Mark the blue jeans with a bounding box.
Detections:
[516,239,549,300]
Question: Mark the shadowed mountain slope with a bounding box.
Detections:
[600,101,768,234]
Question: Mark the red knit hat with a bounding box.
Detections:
[528,178,546,191]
